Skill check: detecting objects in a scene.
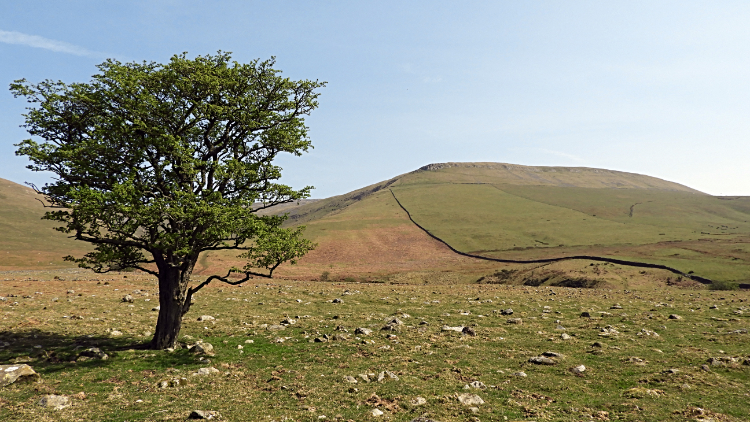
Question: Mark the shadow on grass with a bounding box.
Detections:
[0,329,198,374]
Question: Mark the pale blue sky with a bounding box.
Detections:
[1,1,749,197]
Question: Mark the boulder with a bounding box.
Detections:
[188,410,221,419]
[529,356,556,365]
[1,364,40,387]
[190,342,215,356]
[122,294,134,303]
[354,327,372,336]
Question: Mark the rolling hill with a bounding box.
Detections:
[0,178,89,270]
[268,163,750,283]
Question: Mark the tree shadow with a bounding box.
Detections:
[0,329,198,375]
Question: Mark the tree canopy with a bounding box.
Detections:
[11,52,324,348]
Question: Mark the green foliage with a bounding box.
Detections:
[240,226,316,277]
[10,51,324,275]
[709,280,739,291]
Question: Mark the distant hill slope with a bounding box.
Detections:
[0,178,88,269]
[271,163,749,282]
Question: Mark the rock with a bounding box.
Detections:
[267,324,286,331]
[122,294,134,303]
[668,314,682,320]
[370,408,384,417]
[78,347,108,360]
[560,333,572,340]
[569,365,586,375]
[37,395,70,410]
[457,393,484,406]
[441,325,464,333]
[385,317,403,326]
[462,326,477,336]
[512,371,527,377]
[555,325,566,330]
[542,351,564,358]
[381,324,399,332]
[611,304,623,309]
[411,396,427,406]
[188,410,221,419]
[501,308,514,315]
[529,356,556,365]
[281,318,296,325]
[110,330,123,337]
[355,327,373,336]
[190,342,215,356]
[358,374,370,382]
[409,418,440,422]
[1,364,40,387]
[637,328,660,337]
[344,376,358,384]
[194,367,220,376]
[197,315,215,322]
[506,318,523,324]
[332,298,343,303]
[468,380,486,389]
[313,337,327,343]
[151,306,160,311]
[580,311,591,318]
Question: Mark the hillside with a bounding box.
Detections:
[268,163,750,283]
[0,178,89,270]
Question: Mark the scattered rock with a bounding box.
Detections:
[78,347,108,360]
[624,387,664,398]
[281,318,296,325]
[529,356,556,365]
[381,324,399,332]
[501,308,514,315]
[385,317,403,326]
[110,330,123,337]
[610,304,623,309]
[370,408,384,417]
[462,326,476,336]
[410,396,427,406]
[560,333,572,340]
[190,342,215,356]
[441,325,464,333]
[355,328,373,336]
[637,328,660,337]
[37,395,70,410]
[188,410,221,419]
[456,393,484,406]
[409,418,440,422]
[332,298,343,304]
[569,365,586,375]
[197,315,215,322]
[580,311,592,318]
[506,318,523,324]
[194,367,219,376]
[151,306,160,311]
[542,351,565,358]
[668,314,682,320]
[512,371,527,377]
[467,380,486,389]
[344,376,358,384]
[122,294,134,303]
[267,324,286,331]
[1,364,40,387]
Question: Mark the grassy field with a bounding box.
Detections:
[1,269,749,421]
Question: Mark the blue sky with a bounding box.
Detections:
[1,1,749,197]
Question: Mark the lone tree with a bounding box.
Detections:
[11,52,323,349]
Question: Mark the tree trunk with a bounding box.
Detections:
[149,258,196,350]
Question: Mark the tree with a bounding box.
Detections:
[11,52,324,349]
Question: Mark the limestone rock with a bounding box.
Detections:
[122,294,134,303]
[1,364,40,387]
[441,325,464,333]
[506,318,523,324]
[501,308,514,315]
[37,395,70,410]
[355,327,372,336]
[197,315,215,322]
[188,410,221,419]
[190,342,215,356]
[529,356,556,365]
[457,393,484,405]
[668,314,682,320]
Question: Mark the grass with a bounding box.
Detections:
[1,269,749,421]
